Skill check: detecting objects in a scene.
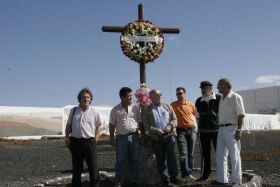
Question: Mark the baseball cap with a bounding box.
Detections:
[200,81,213,88]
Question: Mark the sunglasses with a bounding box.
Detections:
[176,92,184,96]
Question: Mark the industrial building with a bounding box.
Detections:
[237,85,280,114]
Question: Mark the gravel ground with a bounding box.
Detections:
[0,131,279,187]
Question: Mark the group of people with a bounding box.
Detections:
[64,77,245,187]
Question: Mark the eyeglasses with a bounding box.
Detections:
[156,93,162,97]
[176,92,184,96]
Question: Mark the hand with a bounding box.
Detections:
[163,125,172,133]
[65,138,70,150]
[110,137,116,147]
[235,130,242,141]
[155,128,164,135]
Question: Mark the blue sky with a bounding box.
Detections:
[0,0,279,107]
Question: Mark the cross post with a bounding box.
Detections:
[102,4,180,85]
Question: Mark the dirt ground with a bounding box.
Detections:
[0,130,279,187]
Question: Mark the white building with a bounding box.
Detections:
[237,86,280,114]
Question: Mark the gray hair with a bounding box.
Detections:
[77,87,93,104]
[149,89,160,96]
[218,78,232,89]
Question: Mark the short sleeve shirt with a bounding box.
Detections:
[67,106,102,138]
[218,91,245,125]
[109,103,141,135]
[171,100,197,128]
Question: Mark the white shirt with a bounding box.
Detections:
[218,91,245,125]
[67,106,102,138]
[109,103,141,135]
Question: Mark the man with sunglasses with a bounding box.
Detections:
[171,87,197,182]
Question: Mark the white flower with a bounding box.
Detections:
[121,20,164,63]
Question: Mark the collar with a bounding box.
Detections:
[200,92,216,102]
[118,103,132,111]
[176,99,188,105]
[152,103,162,108]
[78,105,90,113]
[222,90,233,100]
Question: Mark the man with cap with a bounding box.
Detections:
[195,81,221,182]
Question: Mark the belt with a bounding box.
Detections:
[128,131,138,135]
[117,131,138,136]
[70,137,94,141]
[177,127,195,131]
[220,123,235,127]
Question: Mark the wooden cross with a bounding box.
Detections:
[102,4,180,85]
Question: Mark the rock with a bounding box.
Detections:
[139,143,161,185]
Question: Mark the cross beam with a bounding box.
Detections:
[102,4,180,84]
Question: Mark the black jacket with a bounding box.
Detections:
[195,94,221,132]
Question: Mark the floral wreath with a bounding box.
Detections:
[120,20,164,63]
[135,83,152,107]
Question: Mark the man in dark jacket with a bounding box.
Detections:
[195,81,221,181]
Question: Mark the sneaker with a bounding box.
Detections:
[183,174,196,182]
[170,177,186,185]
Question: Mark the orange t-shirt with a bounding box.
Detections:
[171,100,197,128]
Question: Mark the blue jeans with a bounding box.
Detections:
[115,133,139,184]
[151,134,178,182]
[176,127,197,177]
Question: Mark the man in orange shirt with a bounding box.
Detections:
[171,87,197,181]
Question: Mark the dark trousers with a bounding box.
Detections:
[151,134,178,182]
[70,137,100,187]
[198,132,218,179]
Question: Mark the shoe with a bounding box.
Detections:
[195,176,208,182]
[210,180,228,185]
[183,174,196,182]
[161,177,169,185]
[170,177,186,185]
[232,182,241,186]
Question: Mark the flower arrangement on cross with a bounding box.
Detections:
[120,20,164,63]
[102,4,180,108]
[120,20,164,107]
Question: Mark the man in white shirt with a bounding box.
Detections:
[65,88,102,187]
[109,87,142,187]
[212,78,245,185]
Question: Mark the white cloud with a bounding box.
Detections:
[255,75,280,85]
